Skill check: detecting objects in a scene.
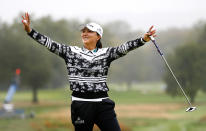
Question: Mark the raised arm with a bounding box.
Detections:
[108,26,156,61]
[22,12,70,58]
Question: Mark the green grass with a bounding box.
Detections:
[0,82,206,131]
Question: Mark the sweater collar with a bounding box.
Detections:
[82,47,98,54]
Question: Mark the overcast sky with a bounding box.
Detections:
[1,0,206,30]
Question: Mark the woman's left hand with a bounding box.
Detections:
[143,26,156,42]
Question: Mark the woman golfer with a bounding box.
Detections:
[22,12,156,131]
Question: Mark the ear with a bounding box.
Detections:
[97,35,101,41]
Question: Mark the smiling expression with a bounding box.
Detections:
[81,28,101,46]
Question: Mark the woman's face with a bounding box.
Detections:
[81,28,100,45]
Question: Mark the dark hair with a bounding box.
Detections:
[96,39,102,48]
[96,33,102,48]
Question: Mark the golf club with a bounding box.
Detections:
[149,36,197,112]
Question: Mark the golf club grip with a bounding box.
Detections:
[149,36,163,56]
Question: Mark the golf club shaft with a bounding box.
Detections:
[149,36,192,107]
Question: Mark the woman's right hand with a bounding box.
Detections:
[22,12,31,33]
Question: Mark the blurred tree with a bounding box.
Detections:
[164,41,206,103]
[0,17,53,103]
[191,21,206,45]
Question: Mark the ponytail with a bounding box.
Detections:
[96,39,102,48]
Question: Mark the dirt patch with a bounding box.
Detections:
[35,103,184,130]
[39,108,70,120]
[200,115,206,122]
[38,103,184,120]
[0,102,183,120]
[116,103,184,119]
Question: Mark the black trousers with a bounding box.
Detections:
[71,98,121,131]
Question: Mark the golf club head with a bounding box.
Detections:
[186,107,197,112]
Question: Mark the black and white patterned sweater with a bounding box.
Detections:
[28,29,146,93]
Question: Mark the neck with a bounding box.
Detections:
[84,43,96,50]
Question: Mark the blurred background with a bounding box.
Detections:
[0,0,206,131]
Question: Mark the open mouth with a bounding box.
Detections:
[82,37,89,41]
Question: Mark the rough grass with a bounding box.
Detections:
[0,82,206,131]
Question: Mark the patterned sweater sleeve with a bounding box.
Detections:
[108,37,146,61]
[28,29,70,58]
